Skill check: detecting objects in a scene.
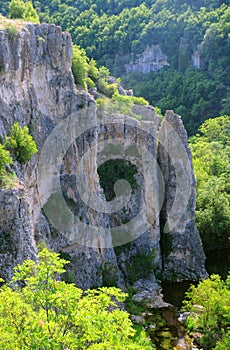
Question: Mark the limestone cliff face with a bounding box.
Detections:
[125,45,169,74]
[0,22,206,295]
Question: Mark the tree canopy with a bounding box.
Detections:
[0,248,154,350]
[0,0,229,134]
[189,116,230,251]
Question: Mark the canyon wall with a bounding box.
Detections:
[0,22,206,298]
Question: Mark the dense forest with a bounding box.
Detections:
[0,0,229,134]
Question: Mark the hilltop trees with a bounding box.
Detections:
[9,0,39,23]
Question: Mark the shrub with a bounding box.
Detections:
[72,45,88,89]
[9,0,39,23]
[4,23,18,39]
[23,0,40,23]
[4,122,38,163]
[0,248,154,349]
[183,273,230,349]
[0,144,13,177]
[112,92,149,106]
[86,77,95,88]
[9,0,25,19]
[97,80,118,98]
[132,96,149,105]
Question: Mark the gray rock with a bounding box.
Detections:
[0,23,206,301]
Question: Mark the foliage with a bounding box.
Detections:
[4,22,18,38]
[9,0,39,23]
[102,262,119,287]
[97,158,137,201]
[0,144,13,183]
[12,0,227,134]
[4,122,38,163]
[189,116,230,251]
[22,0,39,23]
[122,66,229,135]
[9,0,25,19]
[126,250,156,284]
[97,80,118,98]
[72,44,89,89]
[183,273,230,349]
[0,248,154,349]
[112,91,149,106]
[2,0,228,134]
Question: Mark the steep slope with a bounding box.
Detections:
[0,21,206,297]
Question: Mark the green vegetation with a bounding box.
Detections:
[3,22,18,38]
[189,116,230,251]
[0,248,154,349]
[4,122,38,163]
[9,0,39,23]
[183,273,230,349]
[97,158,137,201]
[102,262,119,287]
[0,144,13,186]
[126,250,156,284]
[2,0,225,135]
[112,91,148,106]
[72,45,90,89]
[1,1,228,134]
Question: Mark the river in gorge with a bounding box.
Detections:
[149,249,230,350]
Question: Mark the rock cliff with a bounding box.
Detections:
[0,22,206,297]
[125,45,169,74]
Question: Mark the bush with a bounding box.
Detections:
[0,144,13,178]
[23,0,40,23]
[72,45,88,89]
[0,248,154,349]
[9,0,39,23]
[132,96,149,105]
[4,122,38,163]
[4,23,18,39]
[86,77,95,88]
[9,0,25,19]
[97,80,118,98]
[183,273,230,349]
[112,92,149,106]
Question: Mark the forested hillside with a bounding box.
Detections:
[0,0,229,134]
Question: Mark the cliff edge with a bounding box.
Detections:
[0,21,207,298]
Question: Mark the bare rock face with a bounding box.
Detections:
[0,22,120,289]
[0,187,37,281]
[125,45,170,74]
[158,111,207,280]
[0,22,206,294]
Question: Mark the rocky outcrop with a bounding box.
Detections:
[0,186,37,281]
[158,111,207,280]
[125,45,169,74]
[0,22,206,295]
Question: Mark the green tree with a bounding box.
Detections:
[72,45,88,89]
[0,248,154,350]
[4,122,38,163]
[189,116,230,251]
[9,0,39,23]
[9,0,25,19]
[23,0,40,23]
[183,273,230,349]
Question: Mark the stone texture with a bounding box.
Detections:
[158,111,207,281]
[0,187,37,281]
[0,22,206,296]
[125,45,170,74]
